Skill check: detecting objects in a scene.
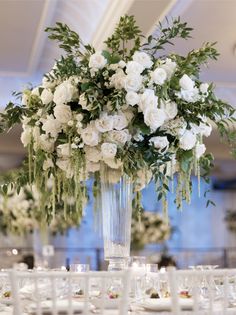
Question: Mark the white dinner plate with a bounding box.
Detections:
[140,298,193,311]
[28,299,93,314]
[91,297,121,309]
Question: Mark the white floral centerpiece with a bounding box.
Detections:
[0,175,82,235]
[1,16,235,221]
[131,211,171,250]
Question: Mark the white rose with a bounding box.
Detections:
[103,158,122,170]
[108,129,131,145]
[126,61,144,75]
[160,100,178,120]
[199,83,209,94]
[160,58,177,78]
[101,142,117,159]
[40,88,53,105]
[179,130,197,150]
[42,115,61,138]
[21,128,32,147]
[86,161,100,173]
[53,80,77,105]
[54,105,72,124]
[139,89,158,112]
[95,113,113,132]
[81,125,100,146]
[178,87,200,103]
[144,108,166,130]
[84,146,101,163]
[125,91,140,106]
[39,134,55,152]
[132,51,153,69]
[113,113,128,130]
[151,68,167,85]
[89,51,107,69]
[43,158,53,171]
[124,74,142,92]
[149,136,169,149]
[195,143,206,159]
[57,143,71,158]
[109,69,125,89]
[179,74,195,90]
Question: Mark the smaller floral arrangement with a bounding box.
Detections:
[0,171,84,235]
[131,211,171,250]
[225,209,236,233]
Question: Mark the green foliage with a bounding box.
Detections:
[105,15,143,59]
[142,17,192,55]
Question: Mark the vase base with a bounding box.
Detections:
[106,257,129,271]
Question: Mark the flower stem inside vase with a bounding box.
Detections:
[100,163,133,270]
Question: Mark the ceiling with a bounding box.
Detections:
[0,0,235,177]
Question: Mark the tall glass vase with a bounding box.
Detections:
[100,163,133,270]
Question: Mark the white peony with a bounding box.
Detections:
[151,68,167,85]
[53,80,77,105]
[133,51,153,68]
[123,74,142,92]
[54,105,72,124]
[40,88,53,105]
[160,100,178,120]
[109,69,125,89]
[89,51,107,69]
[101,142,117,159]
[42,114,61,138]
[81,125,100,146]
[179,130,197,150]
[195,143,206,159]
[108,129,131,145]
[113,113,128,130]
[160,58,177,78]
[95,113,113,133]
[84,146,101,163]
[144,108,166,130]
[149,136,169,149]
[125,91,140,106]
[179,74,195,90]
[57,143,71,158]
[126,61,144,75]
[138,89,158,112]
